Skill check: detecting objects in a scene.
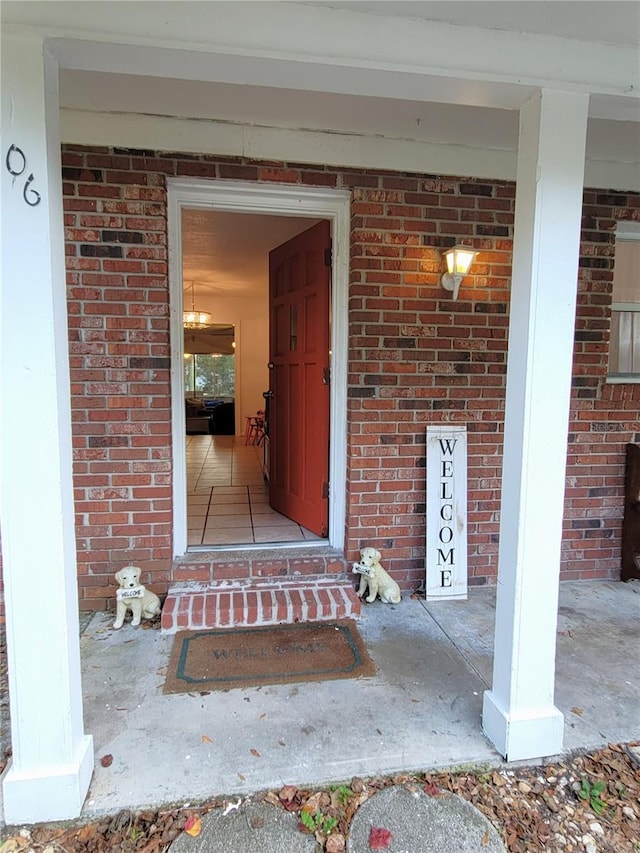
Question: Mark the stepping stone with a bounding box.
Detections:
[627,744,640,769]
[169,801,316,853]
[347,785,506,853]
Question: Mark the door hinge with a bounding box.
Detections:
[324,243,332,267]
[322,482,330,499]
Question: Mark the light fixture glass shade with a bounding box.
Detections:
[441,244,478,299]
[183,281,212,329]
[183,309,212,329]
[444,245,477,277]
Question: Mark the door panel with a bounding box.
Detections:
[269,221,331,536]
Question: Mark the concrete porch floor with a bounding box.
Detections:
[77,580,639,817]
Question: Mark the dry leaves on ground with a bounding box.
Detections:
[1,744,638,852]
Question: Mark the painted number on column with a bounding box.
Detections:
[5,144,42,207]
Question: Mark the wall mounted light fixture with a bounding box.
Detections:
[441,244,478,300]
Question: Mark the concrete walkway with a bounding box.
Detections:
[3,579,636,836]
[61,579,639,820]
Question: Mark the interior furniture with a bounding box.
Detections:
[244,410,265,445]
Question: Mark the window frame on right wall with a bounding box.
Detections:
[607,222,640,384]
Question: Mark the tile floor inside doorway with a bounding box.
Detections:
[186,434,322,547]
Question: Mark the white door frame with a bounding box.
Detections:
[167,179,350,556]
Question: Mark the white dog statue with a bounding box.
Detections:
[352,547,401,604]
[113,565,162,629]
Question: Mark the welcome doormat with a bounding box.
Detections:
[163,619,375,693]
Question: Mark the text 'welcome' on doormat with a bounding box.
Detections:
[163,619,376,693]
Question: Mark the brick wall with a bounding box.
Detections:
[63,149,173,610]
[34,146,638,608]
[564,191,640,579]
[346,175,514,590]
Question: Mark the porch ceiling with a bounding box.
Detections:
[5,2,639,128]
[317,1,640,47]
[4,0,634,187]
[59,70,521,149]
[3,2,638,295]
[57,68,640,167]
[14,0,630,295]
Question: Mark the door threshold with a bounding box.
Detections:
[187,539,330,554]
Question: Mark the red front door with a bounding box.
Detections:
[268,221,331,536]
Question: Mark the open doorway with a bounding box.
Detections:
[179,209,329,548]
[183,309,322,547]
[168,180,350,558]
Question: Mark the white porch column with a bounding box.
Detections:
[482,90,589,762]
[0,34,93,822]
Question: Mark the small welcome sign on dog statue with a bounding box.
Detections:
[426,425,468,601]
[113,565,162,628]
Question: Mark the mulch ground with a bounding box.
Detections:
[1,743,638,852]
[1,630,639,852]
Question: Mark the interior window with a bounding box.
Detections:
[184,354,235,397]
[608,225,640,382]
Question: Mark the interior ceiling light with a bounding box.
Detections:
[183,281,212,329]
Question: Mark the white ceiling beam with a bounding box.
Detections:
[60,109,640,192]
[4,1,638,113]
[49,39,533,112]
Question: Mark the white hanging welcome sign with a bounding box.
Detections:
[426,425,468,600]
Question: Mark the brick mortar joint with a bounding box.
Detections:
[167,577,356,594]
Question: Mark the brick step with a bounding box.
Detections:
[171,547,349,585]
[161,576,361,633]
